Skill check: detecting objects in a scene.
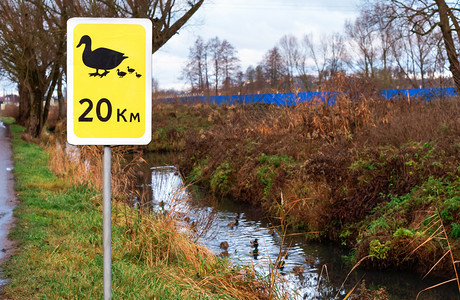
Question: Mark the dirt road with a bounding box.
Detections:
[0,120,17,286]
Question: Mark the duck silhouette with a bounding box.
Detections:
[117,69,127,78]
[77,35,128,77]
[135,72,142,78]
[127,66,135,73]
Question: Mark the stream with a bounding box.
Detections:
[134,154,459,300]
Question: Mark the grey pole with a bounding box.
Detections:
[103,145,112,299]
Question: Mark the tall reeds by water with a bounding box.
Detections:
[42,137,284,299]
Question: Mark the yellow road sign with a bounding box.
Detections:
[67,18,152,145]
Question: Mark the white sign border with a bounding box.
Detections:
[67,17,152,145]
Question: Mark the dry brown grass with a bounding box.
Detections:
[46,140,139,201]
[43,135,279,299]
[173,77,459,281]
[0,103,19,119]
[114,203,276,299]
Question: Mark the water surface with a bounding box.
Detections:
[139,160,459,299]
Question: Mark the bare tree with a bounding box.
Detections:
[244,65,266,94]
[345,12,378,78]
[220,39,240,94]
[207,37,223,96]
[0,1,70,137]
[0,0,204,137]
[381,0,460,90]
[261,46,287,91]
[278,34,300,90]
[183,36,239,96]
[391,21,439,88]
[103,0,204,53]
[302,32,347,88]
[182,36,208,95]
[244,66,256,94]
[327,33,348,77]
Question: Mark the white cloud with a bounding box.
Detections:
[155,0,360,90]
[238,48,265,70]
[152,52,187,88]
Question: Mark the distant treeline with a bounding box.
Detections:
[180,2,460,98]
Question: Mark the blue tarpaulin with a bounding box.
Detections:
[172,87,457,106]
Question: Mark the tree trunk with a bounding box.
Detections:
[435,0,460,91]
[27,84,46,138]
[57,77,65,120]
[17,82,31,127]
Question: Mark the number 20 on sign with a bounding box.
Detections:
[67,18,152,145]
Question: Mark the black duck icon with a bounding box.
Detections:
[117,69,127,78]
[77,35,127,78]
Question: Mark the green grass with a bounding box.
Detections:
[0,117,15,125]
[2,124,270,299]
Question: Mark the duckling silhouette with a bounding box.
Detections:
[77,35,127,77]
[117,69,127,78]
[135,72,142,78]
[127,66,135,73]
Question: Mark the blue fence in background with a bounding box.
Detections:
[172,87,458,106]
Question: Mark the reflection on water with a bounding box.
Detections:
[147,165,459,300]
[150,166,188,213]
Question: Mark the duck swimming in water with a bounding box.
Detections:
[227,219,238,228]
[292,265,305,274]
[250,238,259,247]
[77,35,128,77]
[249,248,259,259]
[275,260,285,270]
[219,241,229,250]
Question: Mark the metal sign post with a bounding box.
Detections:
[67,18,152,300]
[103,146,111,300]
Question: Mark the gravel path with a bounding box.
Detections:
[0,120,17,287]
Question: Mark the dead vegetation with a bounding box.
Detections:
[169,75,459,280]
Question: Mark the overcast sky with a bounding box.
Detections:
[152,0,361,90]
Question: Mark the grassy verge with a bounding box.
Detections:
[1,123,275,299]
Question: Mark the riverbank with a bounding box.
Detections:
[147,90,459,282]
[0,123,276,299]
